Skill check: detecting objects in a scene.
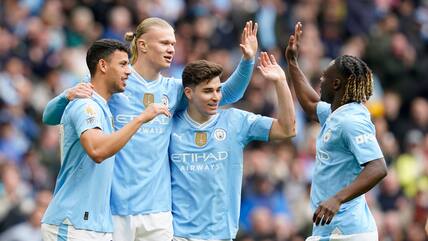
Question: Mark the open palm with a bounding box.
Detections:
[258,52,286,83]
[240,21,258,60]
[285,22,302,61]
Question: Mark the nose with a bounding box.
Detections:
[125,65,131,75]
[167,44,175,54]
[212,91,221,101]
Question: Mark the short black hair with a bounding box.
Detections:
[182,60,223,88]
[86,39,129,76]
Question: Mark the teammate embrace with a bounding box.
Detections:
[41,18,386,241]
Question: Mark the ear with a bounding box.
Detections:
[138,39,148,53]
[333,78,342,91]
[184,87,193,100]
[98,59,108,74]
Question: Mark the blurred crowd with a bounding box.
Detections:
[0,0,428,240]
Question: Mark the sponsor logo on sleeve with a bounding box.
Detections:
[85,105,97,125]
[85,105,96,117]
[355,133,376,144]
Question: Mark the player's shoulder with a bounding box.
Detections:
[317,101,331,113]
[219,107,242,116]
[220,108,257,121]
[339,103,373,129]
[172,109,187,123]
[67,98,101,117]
[67,98,96,111]
[160,75,182,87]
[342,103,370,119]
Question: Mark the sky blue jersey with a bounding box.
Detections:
[109,59,254,215]
[311,101,384,237]
[41,58,254,215]
[169,109,273,240]
[108,69,181,215]
[42,92,115,233]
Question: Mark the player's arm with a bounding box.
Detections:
[313,158,387,226]
[80,103,170,163]
[220,21,258,105]
[313,120,387,226]
[285,22,320,122]
[42,83,94,125]
[257,52,296,140]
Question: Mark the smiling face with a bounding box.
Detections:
[138,25,176,70]
[186,76,222,118]
[104,50,131,93]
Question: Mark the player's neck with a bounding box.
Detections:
[186,106,213,124]
[90,77,112,102]
[133,59,161,81]
[330,95,344,112]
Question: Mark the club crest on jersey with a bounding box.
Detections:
[323,129,332,142]
[214,128,226,141]
[195,131,208,147]
[161,95,169,107]
[142,93,154,107]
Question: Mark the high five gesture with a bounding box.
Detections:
[240,20,258,60]
[285,22,320,121]
[285,22,303,62]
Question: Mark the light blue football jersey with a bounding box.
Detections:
[169,109,273,239]
[109,59,254,215]
[311,101,384,237]
[42,92,115,233]
[108,69,181,215]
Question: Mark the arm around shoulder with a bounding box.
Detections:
[42,92,70,125]
[43,83,94,125]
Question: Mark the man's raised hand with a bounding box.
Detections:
[285,22,303,62]
[240,20,258,60]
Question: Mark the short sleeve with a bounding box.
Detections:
[68,99,104,137]
[235,109,273,145]
[342,118,384,165]
[316,101,331,125]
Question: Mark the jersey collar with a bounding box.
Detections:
[130,65,162,88]
[92,90,108,105]
[184,109,219,130]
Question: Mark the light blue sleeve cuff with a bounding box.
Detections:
[42,91,70,125]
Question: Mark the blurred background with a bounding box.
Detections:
[0,0,428,240]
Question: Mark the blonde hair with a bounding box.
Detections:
[336,55,373,105]
[124,17,173,64]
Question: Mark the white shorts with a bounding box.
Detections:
[173,236,231,241]
[306,231,378,241]
[41,223,112,241]
[112,211,173,241]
